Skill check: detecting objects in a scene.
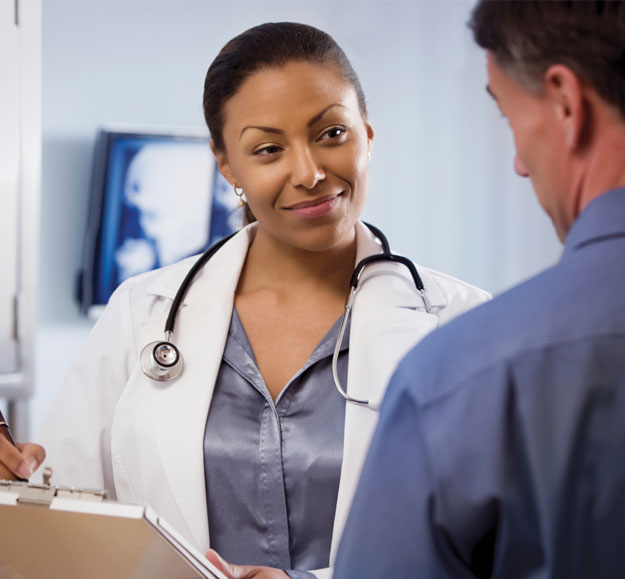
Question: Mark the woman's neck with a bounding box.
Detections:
[236,226,357,300]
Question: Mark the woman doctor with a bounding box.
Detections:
[0,22,489,579]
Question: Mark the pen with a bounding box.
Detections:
[0,409,27,481]
[0,409,18,447]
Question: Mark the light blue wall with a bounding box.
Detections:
[34,0,562,432]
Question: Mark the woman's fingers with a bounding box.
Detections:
[0,438,46,481]
[0,436,28,480]
[206,550,242,578]
[206,550,289,579]
[17,442,46,476]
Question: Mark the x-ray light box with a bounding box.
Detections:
[77,127,240,316]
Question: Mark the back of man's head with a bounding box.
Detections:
[469,1,625,120]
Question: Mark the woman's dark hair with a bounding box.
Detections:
[203,22,368,153]
[469,1,625,118]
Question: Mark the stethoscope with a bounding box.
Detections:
[140,223,432,410]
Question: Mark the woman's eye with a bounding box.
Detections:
[321,126,346,141]
[253,145,282,156]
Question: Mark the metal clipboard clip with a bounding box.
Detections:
[0,466,107,507]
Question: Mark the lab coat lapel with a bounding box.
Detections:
[329,223,443,561]
[136,227,253,551]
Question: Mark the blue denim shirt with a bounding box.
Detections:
[335,188,625,578]
[204,308,349,577]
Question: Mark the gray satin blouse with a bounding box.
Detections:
[203,308,349,576]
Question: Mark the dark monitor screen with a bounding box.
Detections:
[78,127,240,315]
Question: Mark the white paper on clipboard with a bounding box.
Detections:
[0,480,229,579]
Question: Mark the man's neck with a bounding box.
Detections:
[563,106,625,239]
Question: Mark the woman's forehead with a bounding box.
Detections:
[221,61,361,131]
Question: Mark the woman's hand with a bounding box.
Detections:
[206,549,289,579]
[0,437,46,481]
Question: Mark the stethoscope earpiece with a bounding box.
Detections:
[140,340,184,382]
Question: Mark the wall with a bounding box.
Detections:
[0,1,41,439]
[33,0,562,434]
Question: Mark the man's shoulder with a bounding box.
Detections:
[393,250,625,405]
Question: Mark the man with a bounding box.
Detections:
[334,1,625,577]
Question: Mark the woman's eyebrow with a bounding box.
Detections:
[240,125,283,139]
[239,103,348,139]
[306,103,347,128]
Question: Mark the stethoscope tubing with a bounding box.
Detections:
[331,226,432,409]
[164,232,236,335]
[331,286,374,408]
[141,223,431,410]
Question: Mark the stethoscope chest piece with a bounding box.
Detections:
[140,340,184,382]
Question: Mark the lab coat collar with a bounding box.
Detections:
[354,221,448,309]
[144,221,448,309]
[142,224,255,304]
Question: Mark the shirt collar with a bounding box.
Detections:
[563,187,625,256]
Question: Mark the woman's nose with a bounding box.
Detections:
[290,146,325,189]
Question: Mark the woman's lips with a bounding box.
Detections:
[284,193,342,218]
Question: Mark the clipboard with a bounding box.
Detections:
[0,477,229,579]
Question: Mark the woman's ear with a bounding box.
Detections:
[544,64,586,150]
[365,122,375,158]
[210,142,235,185]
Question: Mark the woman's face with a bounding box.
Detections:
[213,60,374,253]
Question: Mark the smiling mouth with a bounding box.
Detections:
[285,193,342,210]
[283,192,343,219]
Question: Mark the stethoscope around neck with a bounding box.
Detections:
[140,222,432,410]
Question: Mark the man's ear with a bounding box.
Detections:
[544,64,586,150]
[210,142,235,186]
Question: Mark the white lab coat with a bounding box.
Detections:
[38,221,490,577]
